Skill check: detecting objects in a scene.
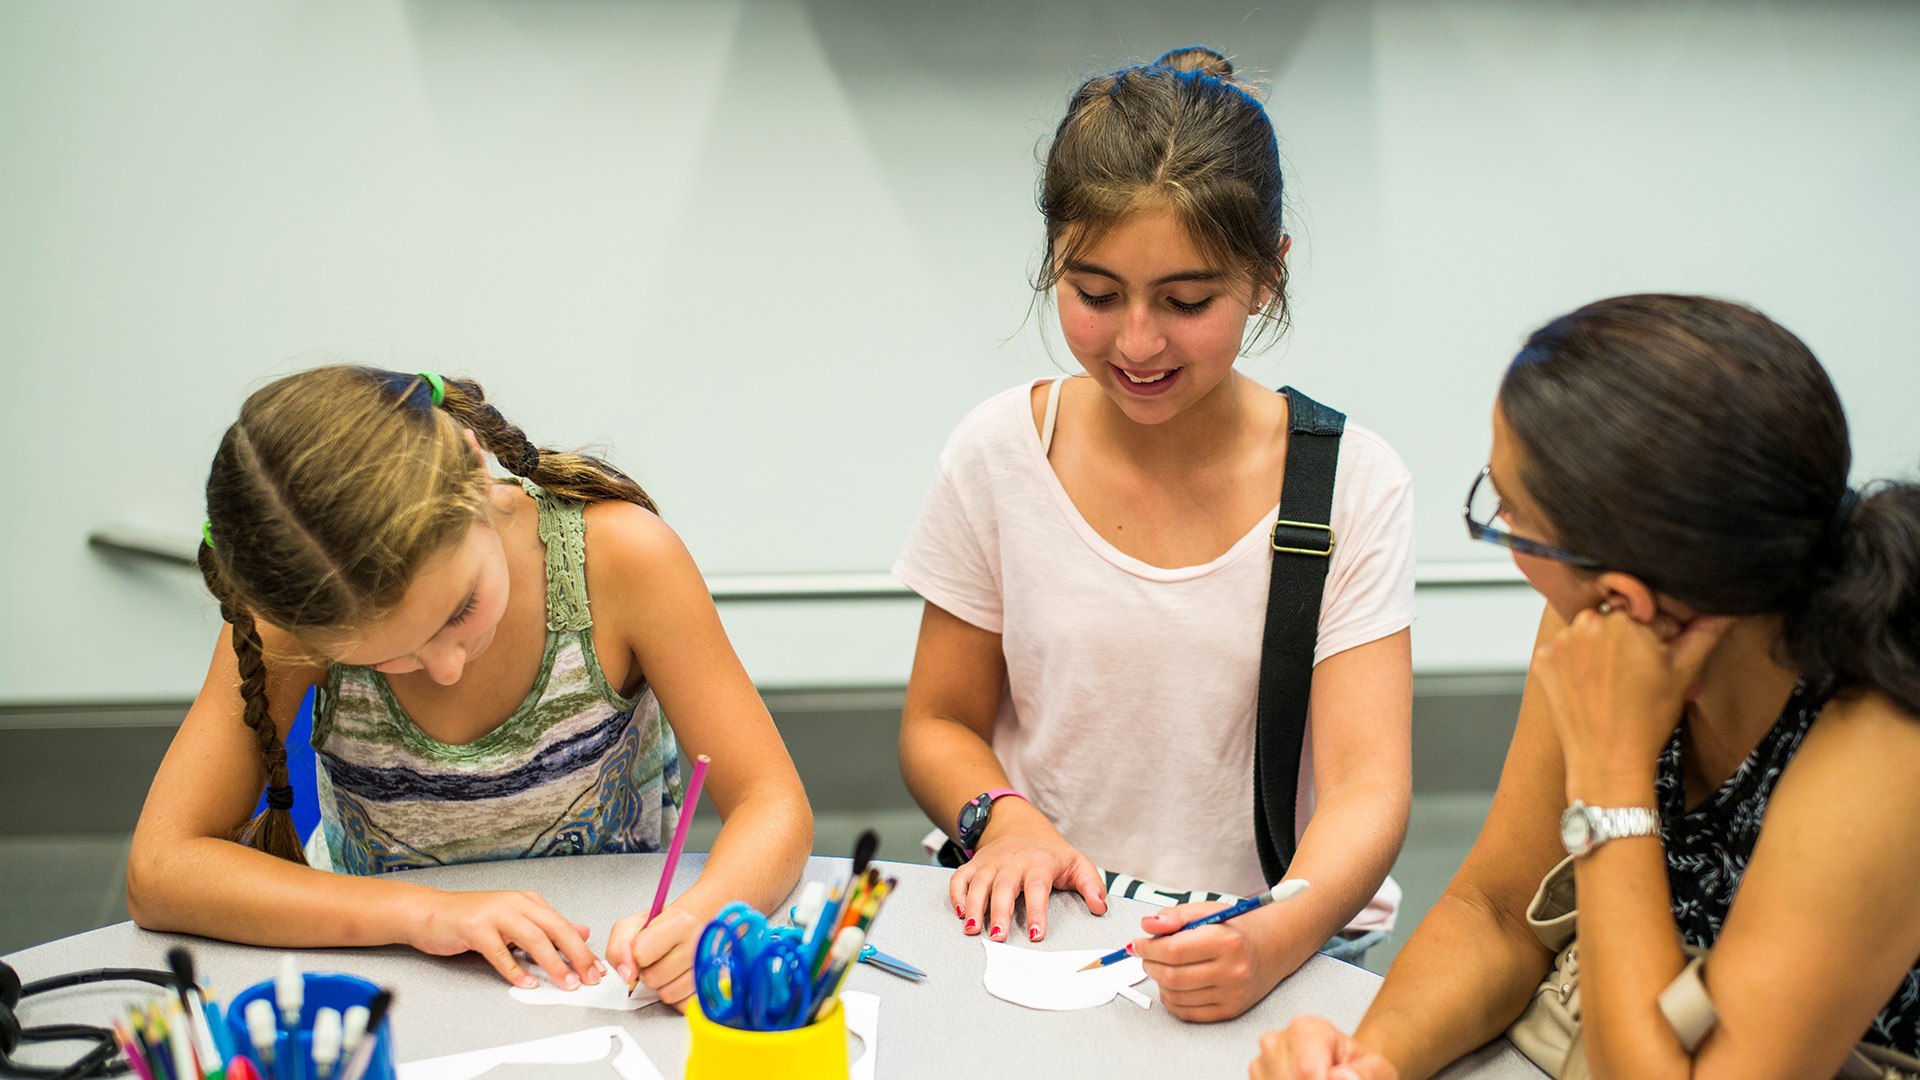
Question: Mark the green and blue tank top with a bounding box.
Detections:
[306,481,682,875]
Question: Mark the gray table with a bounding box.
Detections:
[4,854,1541,1078]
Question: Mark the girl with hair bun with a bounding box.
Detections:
[1254,295,1920,1079]
[895,47,1417,1021]
[127,367,812,1009]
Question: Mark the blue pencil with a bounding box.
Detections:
[1077,878,1310,971]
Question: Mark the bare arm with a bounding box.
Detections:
[598,504,812,918]
[1136,628,1413,1022]
[127,628,600,991]
[1351,606,1570,1079]
[898,600,1108,940]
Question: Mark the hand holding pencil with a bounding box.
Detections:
[607,755,710,1008]
[1110,879,1312,1024]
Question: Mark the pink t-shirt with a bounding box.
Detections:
[893,379,1416,930]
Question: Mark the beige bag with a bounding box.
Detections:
[1506,856,1920,1080]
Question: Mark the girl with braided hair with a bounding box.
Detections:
[127,366,812,1008]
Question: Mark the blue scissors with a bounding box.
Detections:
[774,916,927,982]
[693,903,816,1030]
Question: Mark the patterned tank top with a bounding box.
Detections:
[307,481,682,875]
[1658,680,1920,1056]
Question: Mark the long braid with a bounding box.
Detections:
[436,376,658,514]
[197,541,308,865]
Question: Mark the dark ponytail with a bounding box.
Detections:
[1500,294,1920,714]
[438,376,658,514]
[1787,483,1920,715]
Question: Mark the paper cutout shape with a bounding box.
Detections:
[980,939,1152,1011]
[396,1026,665,1080]
[507,960,660,1011]
[841,990,878,1080]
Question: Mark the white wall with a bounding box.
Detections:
[3,0,1916,702]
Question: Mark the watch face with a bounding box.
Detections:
[959,801,986,836]
[1561,808,1592,854]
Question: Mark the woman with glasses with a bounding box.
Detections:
[1253,294,1920,1079]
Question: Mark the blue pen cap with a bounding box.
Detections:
[224,973,395,1080]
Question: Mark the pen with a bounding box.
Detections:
[243,1000,277,1074]
[1078,878,1311,971]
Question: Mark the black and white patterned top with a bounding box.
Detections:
[1657,680,1920,1055]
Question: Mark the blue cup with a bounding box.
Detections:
[223,973,395,1080]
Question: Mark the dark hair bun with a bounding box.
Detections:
[1156,47,1235,81]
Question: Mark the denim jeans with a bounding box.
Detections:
[1318,928,1388,967]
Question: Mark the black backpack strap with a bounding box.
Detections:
[1254,386,1346,886]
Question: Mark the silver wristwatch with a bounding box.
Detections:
[1560,800,1660,857]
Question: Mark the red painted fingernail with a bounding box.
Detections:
[955,904,965,918]
[1125,942,1136,955]
[965,918,977,932]
[1029,926,1040,941]
[990,925,1004,939]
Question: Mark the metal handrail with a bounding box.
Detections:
[86,529,1529,596]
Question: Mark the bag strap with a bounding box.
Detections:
[1254,386,1346,885]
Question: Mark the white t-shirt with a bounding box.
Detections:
[893,379,1417,931]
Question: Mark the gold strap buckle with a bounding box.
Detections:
[1271,520,1335,557]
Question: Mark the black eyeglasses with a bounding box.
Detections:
[1463,465,1601,568]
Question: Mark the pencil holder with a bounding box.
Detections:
[683,997,847,1080]
[224,973,395,1080]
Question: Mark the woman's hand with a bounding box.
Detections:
[951,799,1107,942]
[408,889,600,990]
[1133,901,1287,1022]
[1250,1016,1398,1080]
[1532,605,1733,802]
[606,906,704,1010]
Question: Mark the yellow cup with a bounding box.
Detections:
[683,997,849,1080]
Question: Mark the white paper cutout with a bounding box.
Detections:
[841,990,878,1080]
[507,960,660,1011]
[396,1026,665,1080]
[980,939,1152,1011]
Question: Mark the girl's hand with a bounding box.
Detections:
[1249,1016,1398,1080]
[1133,901,1285,1022]
[606,906,704,1010]
[951,801,1108,942]
[409,890,600,990]
[1532,605,1734,802]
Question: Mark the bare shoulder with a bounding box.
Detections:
[1782,688,1920,800]
[581,499,695,581]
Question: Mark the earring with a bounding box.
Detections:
[1597,602,1614,614]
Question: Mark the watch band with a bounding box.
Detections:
[957,789,1026,856]
[1562,800,1660,856]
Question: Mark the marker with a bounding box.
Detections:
[243,1000,277,1070]
[791,882,829,932]
[310,1009,342,1080]
[274,957,303,1029]
[339,1007,369,1057]
[1078,878,1312,971]
[227,1058,264,1080]
[332,991,390,1080]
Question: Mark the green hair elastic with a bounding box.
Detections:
[202,520,215,549]
[418,371,446,407]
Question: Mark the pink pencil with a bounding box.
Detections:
[649,754,708,922]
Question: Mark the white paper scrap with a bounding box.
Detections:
[507,960,659,1011]
[980,938,1152,1011]
[396,1026,664,1080]
[841,990,879,1080]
